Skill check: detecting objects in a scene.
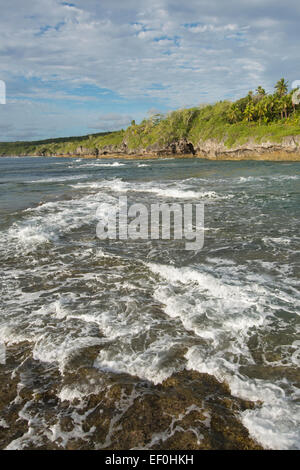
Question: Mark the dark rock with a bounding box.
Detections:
[169,138,195,155]
[0,343,263,450]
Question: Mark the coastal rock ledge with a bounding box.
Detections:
[2,135,300,160]
[195,136,300,160]
[0,342,263,450]
[67,136,300,160]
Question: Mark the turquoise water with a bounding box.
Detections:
[0,156,299,449]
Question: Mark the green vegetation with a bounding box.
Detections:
[124,79,300,150]
[0,130,125,156]
[1,79,300,156]
[227,79,296,124]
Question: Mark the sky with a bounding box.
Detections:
[0,0,299,141]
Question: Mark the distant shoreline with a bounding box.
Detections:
[1,151,300,161]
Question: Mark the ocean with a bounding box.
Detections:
[0,156,299,450]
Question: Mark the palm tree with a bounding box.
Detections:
[266,95,277,121]
[228,105,241,123]
[256,100,266,124]
[275,78,288,97]
[244,102,255,122]
[247,90,254,101]
[276,98,285,120]
[282,94,292,119]
[256,86,266,97]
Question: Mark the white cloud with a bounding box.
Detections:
[186,23,238,33]
[0,0,299,140]
[91,113,133,131]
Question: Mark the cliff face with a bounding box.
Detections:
[194,136,300,160]
[89,136,300,160]
[93,138,196,157]
[2,135,300,161]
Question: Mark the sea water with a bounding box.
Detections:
[0,156,299,449]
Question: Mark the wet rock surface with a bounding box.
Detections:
[143,138,195,156]
[0,343,262,450]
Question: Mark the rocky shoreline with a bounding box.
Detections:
[3,136,300,161]
[0,342,263,450]
[55,135,300,161]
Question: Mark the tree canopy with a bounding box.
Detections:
[227,79,298,124]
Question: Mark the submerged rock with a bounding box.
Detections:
[0,343,262,450]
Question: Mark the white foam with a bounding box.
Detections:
[263,236,291,247]
[0,419,9,429]
[140,404,209,449]
[0,191,118,253]
[238,175,299,183]
[28,174,89,183]
[186,346,300,449]
[146,261,300,449]
[72,178,232,200]
[79,162,126,168]
[5,395,96,450]
[33,336,106,373]
[58,383,105,402]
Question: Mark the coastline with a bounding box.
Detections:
[3,136,300,162]
[2,128,300,162]
[25,152,300,161]
[2,151,300,161]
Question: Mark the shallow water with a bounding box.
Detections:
[0,156,299,449]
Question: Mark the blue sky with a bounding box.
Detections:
[0,0,299,141]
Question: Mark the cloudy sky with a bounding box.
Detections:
[0,0,299,141]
